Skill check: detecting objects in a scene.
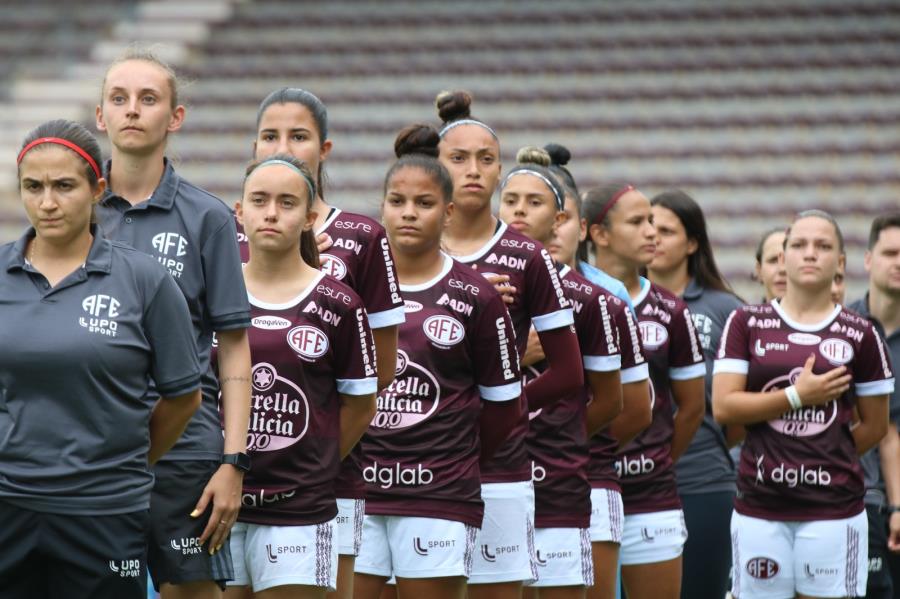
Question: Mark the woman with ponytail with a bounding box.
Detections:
[352,125,522,599]
[221,154,378,598]
[498,146,627,598]
[581,185,706,599]
[434,91,582,599]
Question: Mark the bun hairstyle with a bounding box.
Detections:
[242,153,320,269]
[384,124,454,202]
[544,142,579,197]
[499,145,566,211]
[435,90,498,141]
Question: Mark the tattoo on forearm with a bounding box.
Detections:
[220,376,250,385]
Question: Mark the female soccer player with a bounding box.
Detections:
[353,125,522,599]
[434,91,582,599]
[753,228,788,302]
[713,210,894,599]
[94,50,252,599]
[541,145,652,599]
[646,190,743,599]
[251,89,405,597]
[581,185,706,599]
[221,155,377,598]
[497,146,627,598]
[0,119,202,599]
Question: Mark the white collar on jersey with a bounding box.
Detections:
[399,253,454,293]
[316,206,342,236]
[452,220,508,263]
[770,298,843,332]
[631,276,652,306]
[247,270,326,310]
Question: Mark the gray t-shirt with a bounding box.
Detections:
[96,160,251,460]
[675,278,744,495]
[849,295,900,508]
[0,230,201,515]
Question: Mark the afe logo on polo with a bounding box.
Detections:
[639,320,668,350]
[319,253,348,280]
[423,315,465,347]
[151,232,188,257]
[82,294,120,318]
[287,325,329,360]
[819,338,854,365]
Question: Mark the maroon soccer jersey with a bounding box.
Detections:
[454,220,573,483]
[236,208,405,500]
[361,255,522,527]
[616,279,706,515]
[529,265,622,528]
[586,280,650,493]
[715,301,895,521]
[213,272,378,526]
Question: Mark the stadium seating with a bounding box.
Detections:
[1,0,898,300]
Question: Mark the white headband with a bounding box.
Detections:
[501,169,564,211]
[438,119,498,140]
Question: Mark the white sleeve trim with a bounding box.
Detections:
[670,362,707,381]
[531,308,575,332]
[583,354,622,372]
[713,359,750,375]
[479,381,522,402]
[620,363,650,384]
[855,378,895,397]
[366,305,406,329]
[336,377,378,395]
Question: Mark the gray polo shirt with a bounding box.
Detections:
[0,229,201,515]
[96,159,250,461]
[849,295,900,508]
[675,278,744,495]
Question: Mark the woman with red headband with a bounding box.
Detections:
[0,120,202,599]
[581,184,706,599]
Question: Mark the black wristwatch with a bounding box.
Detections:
[222,452,251,472]
[887,505,900,515]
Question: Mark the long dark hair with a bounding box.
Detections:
[243,153,320,269]
[651,190,736,295]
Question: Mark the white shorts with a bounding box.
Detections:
[527,528,593,588]
[354,515,477,579]
[620,509,688,566]
[589,488,624,544]
[468,480,538,584]
[731,510,868,599]
[228,519,338,592]
[335,498,364,556]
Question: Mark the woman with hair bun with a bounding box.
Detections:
[541,145,653,599]
[646,190,743,599]
[352,124,522,599]
[714,210,893,599]
[435,92,583,599]
[498,145,627,598]
[0,119,202,599]
[581,184,706,599]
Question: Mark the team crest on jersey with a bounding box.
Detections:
[763,367,837,436]
[248,362,310,451]
[373,350,441,429]
[423,315,465,347]
[639,320,668,349]
[79,294,121,337]
[819,338,854,365]
[287,325,329,360]
[319,253,347,280]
